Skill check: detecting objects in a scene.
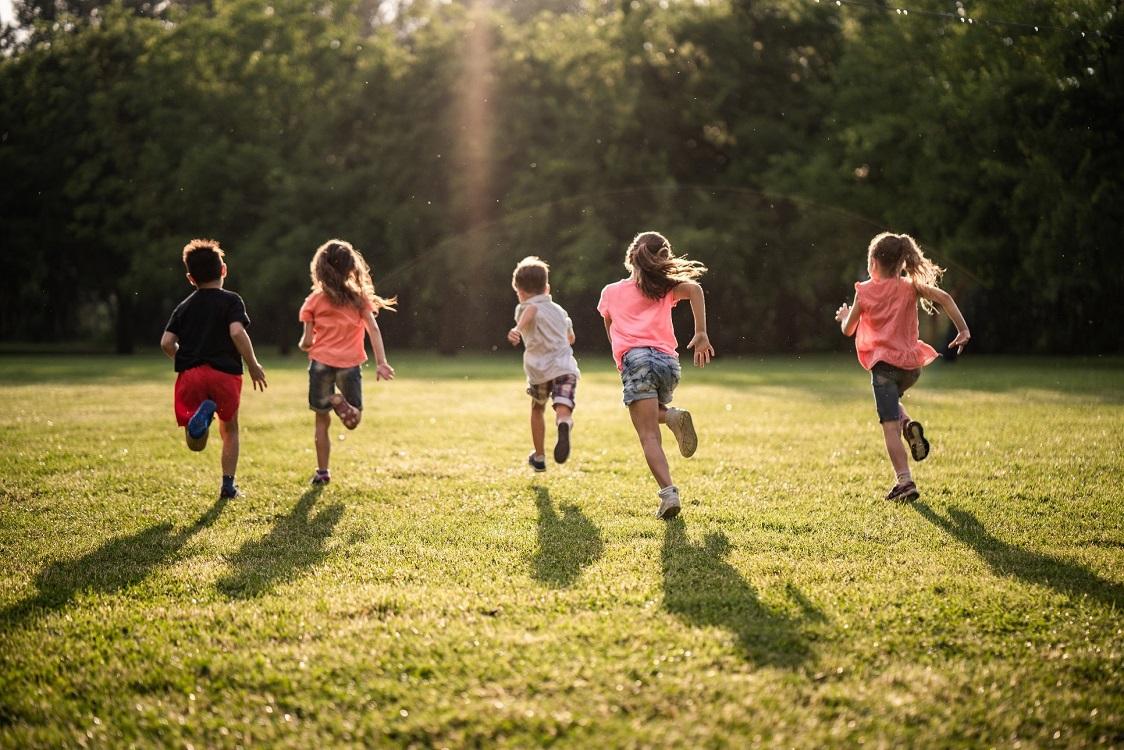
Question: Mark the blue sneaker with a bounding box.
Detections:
[188,399,217,439]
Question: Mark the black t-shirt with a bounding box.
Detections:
[165,288,251,375]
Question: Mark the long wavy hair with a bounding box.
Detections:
[624,231,707,300]
[867,232,944,314]
[310,239,396,312]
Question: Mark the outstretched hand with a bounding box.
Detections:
[834,302,851,323]
[688,332,714,367]
[506,327,522,346]
[376,362,395,381]
[949,329,971,354]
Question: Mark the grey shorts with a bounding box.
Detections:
[527,374,578,408]
[871,361,920,422]
[309,360,362,412]
[620,347,680,406]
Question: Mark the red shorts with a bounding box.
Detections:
[174,365,243,426]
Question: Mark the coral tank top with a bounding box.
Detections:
[854,277,939,371]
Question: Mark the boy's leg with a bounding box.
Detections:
[218,414,240,498]
[628,398,673,489]
[530,401,546,458]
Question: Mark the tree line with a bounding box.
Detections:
[2,0,1120,355]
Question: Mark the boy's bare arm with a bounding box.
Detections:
[674,281,714,367]
[298,321,314,352]
[836,294,861,337]
[508,305,537,346]
[229,322,267,391]
[916,283,971,352]
[160,331,179,359]
[363,312,395,380]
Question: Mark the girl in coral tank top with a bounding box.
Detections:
[835,233,971,502]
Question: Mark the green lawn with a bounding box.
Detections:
[1,353,1122,748]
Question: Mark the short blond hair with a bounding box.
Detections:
[512,256,549,295]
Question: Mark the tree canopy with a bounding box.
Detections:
[2,0,1120,354]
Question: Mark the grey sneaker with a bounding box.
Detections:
[656,485,681,519]
[528,453,546,473]
[885,480,920,502]
[665,408,697,458]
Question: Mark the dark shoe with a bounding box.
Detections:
[903,421,930,461]
[219,482,240,499]
[554,422,571,464]
[310,469,331,486]
[528,453,546,473]
[188,399,217,440]
[885,481,919,502]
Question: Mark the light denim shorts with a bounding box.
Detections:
[309,359,363,412]
[620,347,680,405]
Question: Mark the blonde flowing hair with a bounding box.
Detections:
[310,239,396,312]
[868,232,945,314]
[624,231,707,300]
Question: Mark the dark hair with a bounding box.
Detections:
[624,231,707,299]
[182,239,224,284]
[512,256,549,295]
[310,239,395,312]
[867,232,945,313]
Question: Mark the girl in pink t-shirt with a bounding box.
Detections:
[298,239,396,485]
[597,231,715,520]
[835,233,970,502]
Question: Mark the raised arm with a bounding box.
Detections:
[673,281,714,367]
[160,331,179,359]
[229,321,267,391]
[916,283,971,353]
[835,293,861,337]
[363,311,395,380]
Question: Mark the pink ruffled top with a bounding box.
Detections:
[854,277,939,371]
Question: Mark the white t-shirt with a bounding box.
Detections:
[515,294,580,385]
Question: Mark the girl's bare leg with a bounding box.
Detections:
[314,411,332,471]
[629,398,673,488]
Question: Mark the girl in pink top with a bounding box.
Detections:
[835,233,970,502]
[597,231,715,520]
[298,239,396,485]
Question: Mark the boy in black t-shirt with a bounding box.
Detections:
[161,239,267,499]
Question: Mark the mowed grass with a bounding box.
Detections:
[0,352,1122,748]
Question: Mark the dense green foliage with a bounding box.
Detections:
[1,0,1120,353]
[1,354,1122,745]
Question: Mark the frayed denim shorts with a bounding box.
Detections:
[871,361,920,422]
[309,359,363,412]
[620,347,680,406]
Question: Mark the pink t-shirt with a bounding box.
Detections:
[597,279,680,370]
[854,277,939,371]
[298,291,375,368]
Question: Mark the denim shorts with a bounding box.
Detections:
[527,373,578,408]
[620,347,680,405]
[309,359,363,412]
[871,361,920,422]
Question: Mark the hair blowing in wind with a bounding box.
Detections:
[311,240,396,312]
[868,233,945,314]
[625,231,708,300]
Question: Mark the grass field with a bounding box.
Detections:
[0,352,1122,748]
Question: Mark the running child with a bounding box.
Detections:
[835,232,971,502]
[597,231,714,520]
[160,239,268,499]
[298,239,395,485]
[507,256,580,471]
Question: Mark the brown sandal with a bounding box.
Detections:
[330,395,361,429]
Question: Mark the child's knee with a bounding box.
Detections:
[531,401,547,413]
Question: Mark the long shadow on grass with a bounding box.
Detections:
[913,503,1124,609]
[662,519,818,666]
[531,486,603,588]
[0,496,229,630]
[217,486,343,599]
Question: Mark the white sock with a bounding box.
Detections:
[896,470,913,484]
